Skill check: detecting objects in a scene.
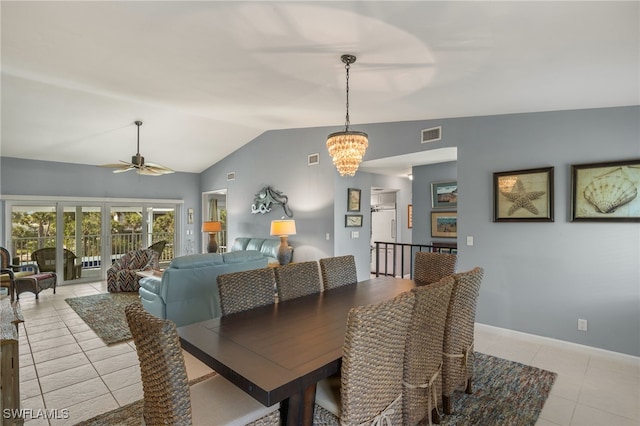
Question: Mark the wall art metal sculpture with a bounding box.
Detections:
[251,186,293,217]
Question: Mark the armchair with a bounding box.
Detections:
[31,248,82,280]
[147,240,167,259]
[107,248,159,292]
[1,247,39,300]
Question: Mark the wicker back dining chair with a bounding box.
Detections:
[217,267,276,316]
[274,261,322,302]
[314,291,415,425]
[413,251,457,284]
[441,267,484,415]
[403,276,454,426]
[125,303,280,425]
[319,255,358,290]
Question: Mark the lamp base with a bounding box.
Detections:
[207,234,219,253]
[277,236,293,265]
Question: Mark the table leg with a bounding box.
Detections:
[281,383,317,426]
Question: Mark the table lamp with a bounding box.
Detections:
[270,219,296,265]
[202,221,222,253]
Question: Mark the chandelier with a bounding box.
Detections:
[326,54,368,177]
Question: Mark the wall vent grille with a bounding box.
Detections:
[308,153,320,165]
[227,172,236,181]
[421,126,442,143]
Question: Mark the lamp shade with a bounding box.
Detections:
[270,220,296,236]
[202,221,222,233]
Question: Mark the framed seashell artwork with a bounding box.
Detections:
[571,159,640,222]
[493,167,554,222]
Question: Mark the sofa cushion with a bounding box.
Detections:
[245,239,266,252]
[169,253,224,269]
[230,238,251,252]
[258,239,279,259]
[1,270,34,283]
[222,250,264,264]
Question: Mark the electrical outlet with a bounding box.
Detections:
[466,236,474,246]
[578,318,588,331]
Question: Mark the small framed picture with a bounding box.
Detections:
[431,181,457,209]
[408,204,413,228]
[347,188,361,212]
[187,208,194,224]
[493,167,554,222]
[431,211,457,238]
[345,214,363,227]
[571,159,640,222]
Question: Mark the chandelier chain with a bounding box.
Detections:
[344,61,351,131]
[326,53,368,177]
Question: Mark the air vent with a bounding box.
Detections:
[421,126,442,143]
[227,172,235,181]
[308,153,319,165]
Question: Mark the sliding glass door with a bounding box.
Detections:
[7,200,178,284]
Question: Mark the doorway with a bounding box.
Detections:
[370,190,397,274]
[202,189,227,253]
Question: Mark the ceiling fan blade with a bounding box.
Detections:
[138,167,164,176]
[145,162,175,173]
[113,166,136,173]
[98,161,130,168]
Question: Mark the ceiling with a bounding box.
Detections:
[1,2,638,175]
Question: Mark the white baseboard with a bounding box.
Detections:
[475,322,640,363]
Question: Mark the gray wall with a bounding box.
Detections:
[201,106,639,356]
[0,157,201,255]
[199,127,337,263]
[1,106,638,356]
[412,161,457,246]
[456,107,639,356]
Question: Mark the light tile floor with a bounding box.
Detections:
[7,281,640,426]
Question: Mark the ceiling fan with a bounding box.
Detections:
[99,121,174,176]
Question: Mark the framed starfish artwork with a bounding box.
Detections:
[571,159,640,222]
[493,167,554,222]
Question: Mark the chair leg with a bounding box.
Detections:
[442,395,453,415]
[465,377,473,394]
[431,407,441,424]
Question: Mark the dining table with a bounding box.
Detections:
[177,275,418,426]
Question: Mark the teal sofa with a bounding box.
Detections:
[229,237,288,265]
[139,250,267,327]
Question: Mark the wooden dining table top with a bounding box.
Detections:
[177,275,417,425]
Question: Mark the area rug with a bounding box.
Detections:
[65,292,141,345]
[439,352,556,425]
[74,373,217,426]
[314,352,556,426]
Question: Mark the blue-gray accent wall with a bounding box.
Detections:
[1,106,638,356]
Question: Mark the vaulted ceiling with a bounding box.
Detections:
[1,1,638,174]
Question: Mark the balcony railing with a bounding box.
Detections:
[10,233,174,273]
[372,241,457,279]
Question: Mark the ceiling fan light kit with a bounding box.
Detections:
[326,54,369,177]
[99,120,174,175]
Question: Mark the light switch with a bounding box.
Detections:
[351,231,359,239]
[466,236,474,246]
